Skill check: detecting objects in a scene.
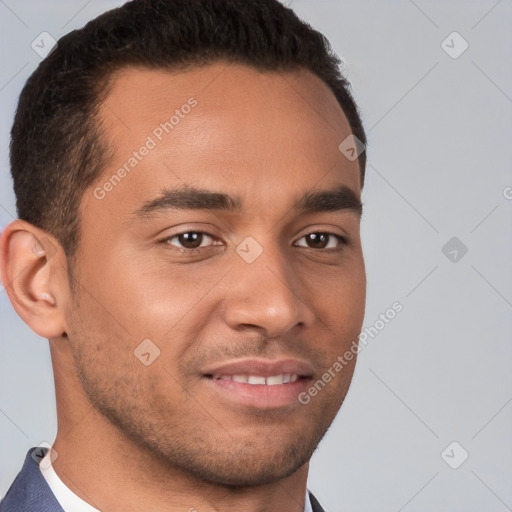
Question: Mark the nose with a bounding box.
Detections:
[222,241,315,338]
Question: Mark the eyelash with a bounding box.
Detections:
[160,230,348,253]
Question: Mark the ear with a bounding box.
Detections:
[0,220,69,339]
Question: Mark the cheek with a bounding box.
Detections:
[65,257,150,375]
[69,247,200,339]
[65,289,129,368]
[310,260,366,329]
[307,270,365,375]
[129,261,228,343]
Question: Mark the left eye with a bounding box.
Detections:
[295,232,345,250]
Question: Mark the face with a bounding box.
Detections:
[64,63,366,486]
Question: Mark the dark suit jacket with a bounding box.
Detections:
[1,448,326,512]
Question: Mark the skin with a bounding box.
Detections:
[0,62,366,511]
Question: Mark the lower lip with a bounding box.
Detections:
[203,377,311,409]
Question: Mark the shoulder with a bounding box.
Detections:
[0,448,63,512]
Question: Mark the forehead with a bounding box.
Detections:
[89,63,360,217]
[101,62,351,134]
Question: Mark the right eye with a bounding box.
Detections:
[161,231,223,251]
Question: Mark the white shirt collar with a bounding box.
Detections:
[304,490,314,512]
[40,448,314,512]
[39,449,100,511]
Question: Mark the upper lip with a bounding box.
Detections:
[202,358,315,378]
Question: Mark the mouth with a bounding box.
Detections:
[201,358,314,409]
[208,373,300,385]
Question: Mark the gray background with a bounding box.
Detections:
[1,1,511,510]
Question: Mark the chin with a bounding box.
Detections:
[148,423,326,488]
[177,448,311,488]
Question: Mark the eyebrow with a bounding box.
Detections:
[133,183,362,218]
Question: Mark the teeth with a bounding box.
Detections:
[211,373,299,385]
[247,375,266,385]
[266,374,284,385]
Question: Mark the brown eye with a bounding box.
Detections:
[165,232,216,250]
[295,232,345,250]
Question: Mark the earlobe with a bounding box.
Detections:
[0,220,67,339]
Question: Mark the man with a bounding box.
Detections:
[0,0,367,510]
